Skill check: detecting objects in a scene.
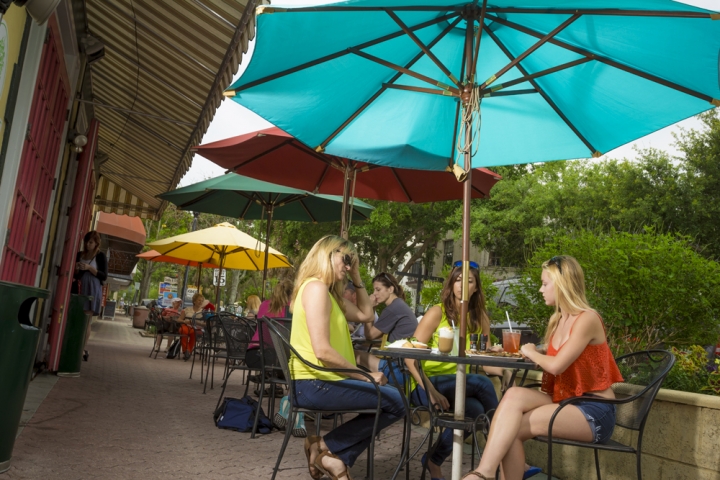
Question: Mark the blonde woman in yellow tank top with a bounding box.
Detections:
[291,235,406,480]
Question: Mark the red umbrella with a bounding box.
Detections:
[137,250,220,268]
[192,127,501,236]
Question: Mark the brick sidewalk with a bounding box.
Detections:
[7,316,484,480]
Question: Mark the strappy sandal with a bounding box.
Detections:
[461,471,492,480]
[303,436,323,480]
[314,450,353,480]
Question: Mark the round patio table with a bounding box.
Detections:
[370,348,540,480]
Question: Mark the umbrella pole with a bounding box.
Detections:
[215,252,225,309]
[261,207,274,300]
[452,13,478,480]
[340,166,352,239]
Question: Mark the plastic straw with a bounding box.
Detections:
[506,311,513,333]
[451,319,455,328]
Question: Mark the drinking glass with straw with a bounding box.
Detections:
[503,311,521,354]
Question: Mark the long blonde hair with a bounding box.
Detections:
[542,255,594,345]
[292,235,356,312]
[246,294,261,314]
[269,278,294,315]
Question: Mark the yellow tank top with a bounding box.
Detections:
[410,304,482,390]
[289,278,356,381]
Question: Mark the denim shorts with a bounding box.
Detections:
[574,400,616,444]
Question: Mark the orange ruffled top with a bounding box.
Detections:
[541,316,623,403]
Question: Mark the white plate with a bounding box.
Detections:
[466,352,524,361]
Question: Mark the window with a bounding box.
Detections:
[488,251,502,267]
[443,240,454,267]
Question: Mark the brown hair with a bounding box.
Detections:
[246,294,261,313]
[441,265,490,335]
[83,230,101,258]
[541,255,594,345]
[269,279,294,315]
[372,272,405,301]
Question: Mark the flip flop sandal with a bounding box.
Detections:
[303,436,323,480]
[523,466,542,479]
[314,450,353,480]
[461,472,492,480]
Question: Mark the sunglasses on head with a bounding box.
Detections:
[548,256,562,274]
[453,261,479,270]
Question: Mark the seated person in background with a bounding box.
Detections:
[463,256,623,480]
[177,293,207,361]
[244,294,261,318]
[246,279,293,372]
[355,273,418,378]
[155,298,182,353]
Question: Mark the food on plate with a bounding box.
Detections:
[385,338,429,349]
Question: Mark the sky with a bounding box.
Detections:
[179,0,718,187]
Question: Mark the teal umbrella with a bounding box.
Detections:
[159,173,373,298]
[221,2,719,476]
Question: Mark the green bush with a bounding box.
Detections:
[512,229,720,356]
[664,346,720,396]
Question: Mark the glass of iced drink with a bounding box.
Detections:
[438,327,455,355]
[502,329,521,354]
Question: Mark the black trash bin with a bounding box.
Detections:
[0,281,49,474]
[57,294,93,378]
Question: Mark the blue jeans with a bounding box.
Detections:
[293,379,406,467]
[378,359,406,387]
[411,374,499,466]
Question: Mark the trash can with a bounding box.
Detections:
[57,294,93,378]
[0,280,49,474]
[132,305,149,329]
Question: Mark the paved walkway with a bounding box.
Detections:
[7,315,481,480]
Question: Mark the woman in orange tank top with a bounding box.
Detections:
[463,255,623,480]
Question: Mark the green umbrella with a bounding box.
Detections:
[159,173,373,298]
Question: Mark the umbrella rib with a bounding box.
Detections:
[449,101,461,168]
[268,6,464,12]
[229,13,458,94]
[479,13,581,90]
[229,138,295,171]
[174,189,219,210]
[297,199,318,223]
[471,184,489,198]
[470,0,490,81]
[350,49,460,93]
[486,8,715,19]
[317,16,462,151]
[383,84,456,96]
[479,57,593,95]
[487,14,718,105]
[287,141,336,167]
[390,168,413,202]
[486,27,599,155]
[482,89,537,98]
[236,192,254,219]
[385,9,461,88]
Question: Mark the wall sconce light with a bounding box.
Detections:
[68,132,88,153]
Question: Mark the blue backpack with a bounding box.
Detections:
[213,396,273,434]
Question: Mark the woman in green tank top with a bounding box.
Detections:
[290,235,406,480]
[407,262,500,480]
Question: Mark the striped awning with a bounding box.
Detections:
[85,0,265,219]
[95,177,155,219]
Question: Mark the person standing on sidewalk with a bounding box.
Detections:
[72,230,107,362]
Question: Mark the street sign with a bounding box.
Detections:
[213,269,226,287]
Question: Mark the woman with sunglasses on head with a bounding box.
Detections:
[355,272,419,377]
[462,256,623,480]
[291,235,406,480]
[407,260,500,480]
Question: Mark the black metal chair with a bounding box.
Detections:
[248,316,289,438]
[188,311,208,380]
[214,316,255,409]
[148,306,186,359]
[533,349,675,480]
[265,318,388,480]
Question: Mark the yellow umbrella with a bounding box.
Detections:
[147,222,292,304]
